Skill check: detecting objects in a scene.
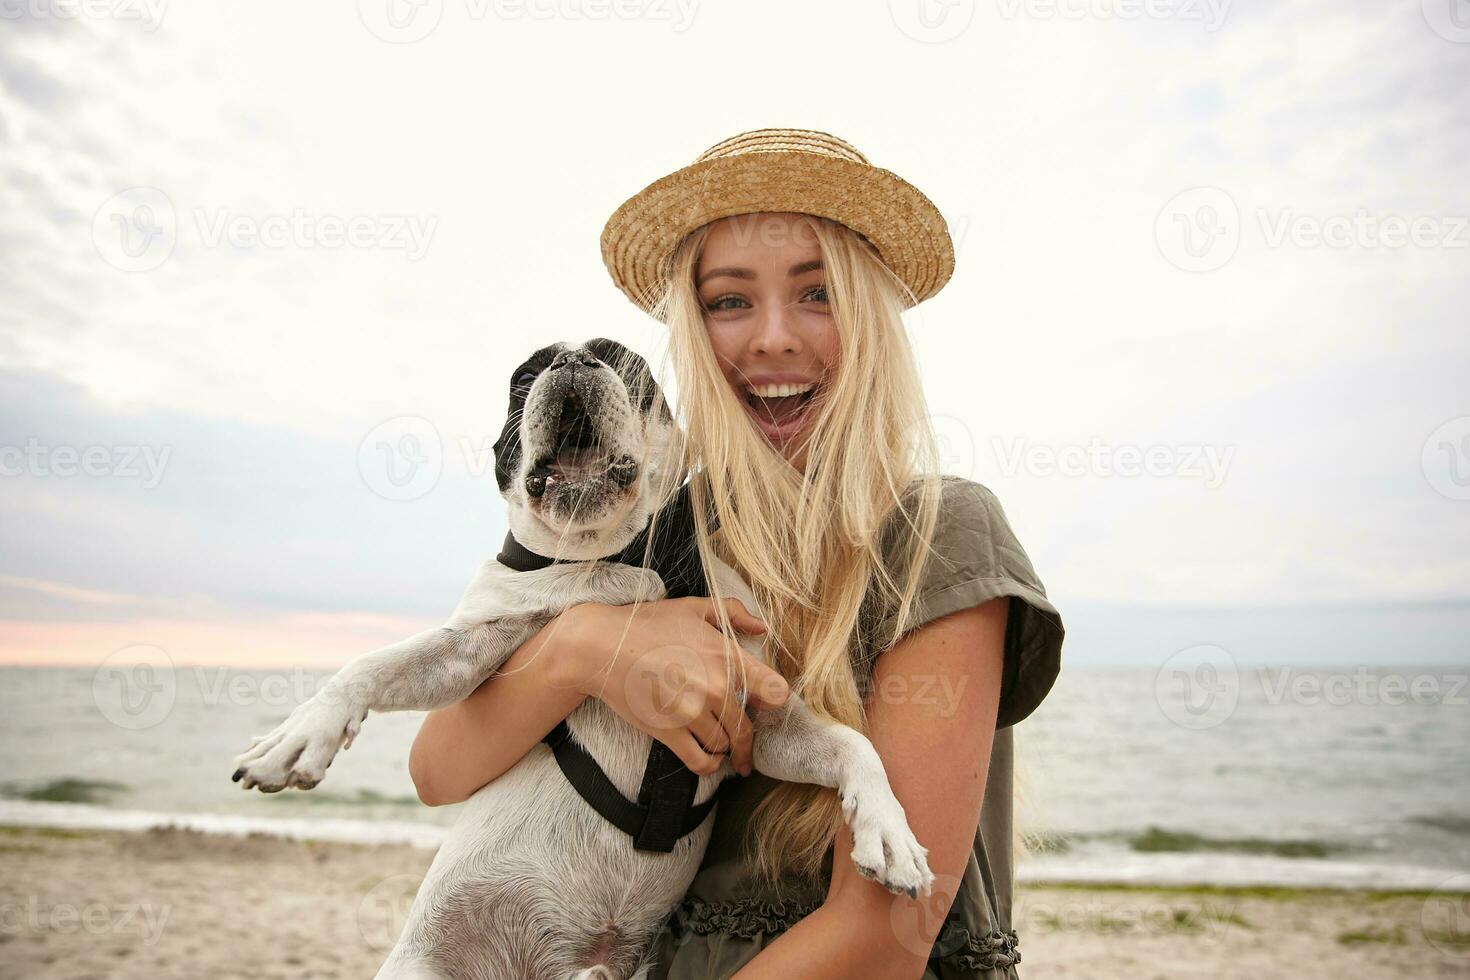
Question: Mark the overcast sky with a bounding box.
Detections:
[2,0,1467,667]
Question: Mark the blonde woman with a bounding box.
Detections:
[409,129,1065,980]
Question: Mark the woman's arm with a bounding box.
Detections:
[731,597,1008,980]
[409,597,787,807]
[409,611,591,806]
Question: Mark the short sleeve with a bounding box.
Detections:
[862,476,1065,729]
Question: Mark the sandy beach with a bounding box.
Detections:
[0,825,1465,979]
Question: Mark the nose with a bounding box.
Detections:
[748,305,803,356]
[550,347,600,370]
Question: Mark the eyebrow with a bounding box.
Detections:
[697,259,823,286]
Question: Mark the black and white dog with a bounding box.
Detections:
[231,339,933,980]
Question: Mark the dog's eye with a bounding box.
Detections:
[514,371,538,389]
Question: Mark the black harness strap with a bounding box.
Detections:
[541,719,727,852]
[501,482,737,853]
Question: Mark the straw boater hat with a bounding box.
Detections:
[600,127,955,315]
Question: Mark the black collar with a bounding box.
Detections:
[495,482,714,601]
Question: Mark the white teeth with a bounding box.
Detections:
[744,381,815,398]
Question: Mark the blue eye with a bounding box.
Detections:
[706,295,748,311]
[804,285,828,303]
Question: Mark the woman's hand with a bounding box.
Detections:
[561,597,789,777]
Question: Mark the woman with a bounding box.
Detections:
[409,129,1065,979]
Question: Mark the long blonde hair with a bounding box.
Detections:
[648,215,946,890]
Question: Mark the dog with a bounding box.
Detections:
[231,339,934,980]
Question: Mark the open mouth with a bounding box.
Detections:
[742,381,819,440]
[525,391,638,497]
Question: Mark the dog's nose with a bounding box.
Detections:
[550,348,600,371]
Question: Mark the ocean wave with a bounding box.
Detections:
[0,799,448,849]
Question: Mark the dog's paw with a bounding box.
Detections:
[840,778,935,899]
[230,697,364,793]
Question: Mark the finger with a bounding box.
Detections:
[723,703,754,776]
[689,713,731,755]
[705,598,768,636]
[669,730,724,777]
[741,655,790,711]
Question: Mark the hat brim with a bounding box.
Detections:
[600,152,955,315]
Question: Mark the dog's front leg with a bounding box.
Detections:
[232,562,545,793]
[749,697,935,898]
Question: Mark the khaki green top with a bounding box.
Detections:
[645,476,1066,980]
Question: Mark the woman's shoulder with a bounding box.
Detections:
[871,473,1065,728]
[886,474,1030,581]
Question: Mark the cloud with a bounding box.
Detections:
[0,0,1464,648]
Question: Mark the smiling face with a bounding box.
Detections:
[491,338,673,557]
[695,212,841,473]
